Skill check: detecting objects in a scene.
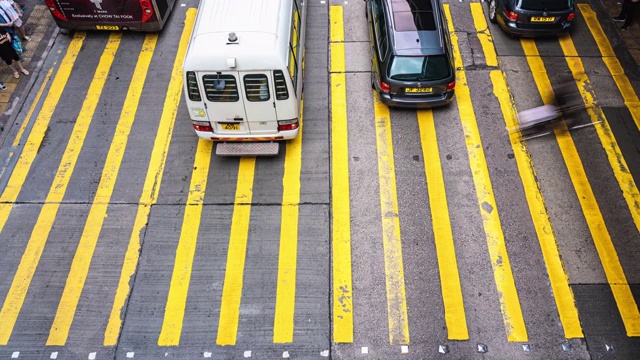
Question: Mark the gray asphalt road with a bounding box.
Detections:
[0,0,639,359]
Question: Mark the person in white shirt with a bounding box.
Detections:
[0,0,28,41]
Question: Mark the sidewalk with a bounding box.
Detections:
[598,0,640,69]
[0,5,53,115]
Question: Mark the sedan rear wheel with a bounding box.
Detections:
[489,0,498,23]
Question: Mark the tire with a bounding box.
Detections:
[489,0,498,24]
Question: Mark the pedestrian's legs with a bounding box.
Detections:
[615,0,632,21]
[9,60,28,78]
[622,2,638,29]
[8,62,19,78]
[16,25,28,41]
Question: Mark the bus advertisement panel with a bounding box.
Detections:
[45,0,174,31]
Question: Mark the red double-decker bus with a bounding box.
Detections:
[45,0,176,31]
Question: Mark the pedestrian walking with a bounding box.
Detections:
[0,27,28,78]
[613,0,640,30]
[0,0,28,40]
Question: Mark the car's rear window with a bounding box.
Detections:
[388,55,450,81]
[391,0,436,31]
[519,0,572,11]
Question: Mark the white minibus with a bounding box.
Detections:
[182,0,307,155]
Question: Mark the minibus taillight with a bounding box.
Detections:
[192,121,212,132]
[140,0,154,22]
[186,71,202,101]
[446,81,455,91]
[278,119,299,131]
[45,0,67,21]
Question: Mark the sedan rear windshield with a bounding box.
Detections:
[388,55,450,81]
[519,0,572,11]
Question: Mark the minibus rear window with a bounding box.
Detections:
[244,74,270,101]
[203,74,239,102]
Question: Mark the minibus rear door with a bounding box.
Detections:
[201,72,250,135]
[240,72,279,134]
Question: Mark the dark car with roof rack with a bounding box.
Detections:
[366,0,455,109]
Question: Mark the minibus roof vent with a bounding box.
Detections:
[228,32,238,43]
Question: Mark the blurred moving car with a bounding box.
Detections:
[488,0,575,37]
[365,0,455,109]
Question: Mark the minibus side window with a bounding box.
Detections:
[244,74,270,102]
[203,74,239,102]
[273,70,289,100]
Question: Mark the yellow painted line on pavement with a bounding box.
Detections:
[158,139,212,346]
[469,3,497,67]
[560,28,640,259]
[0,32,107,346]
[0,32,84,238]
[579,4,640,130]
[417,110,468,340]
[273,99,303,343]
[559,31,640,241]
[445,4,528,342]
[217,157,256,346]
[522,38,640,337]
[373,92,409,345]
[0,68,55,180]
[105,9,196,346]
[469,3,583,339]
[556,36,640,336]
[329,5,353,344]
[47,33,158,346]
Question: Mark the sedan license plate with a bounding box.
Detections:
[96,25,120,30]
[221,123,240,131]
[530,16,555,22]
[406,87,432,93]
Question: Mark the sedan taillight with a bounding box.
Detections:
[505,10,518,21]
[567,12,575,21]
[379,81,391,93]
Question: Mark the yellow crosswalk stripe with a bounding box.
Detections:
[273,99,304,343]
[372,92,409,345]
[521,38,640,337]
[329,5,354,344]
[558,35,640,242]
[578,4,640,131]
[0,68,54,180]
[0,32,85,231]
[556,33,640,336]
[469,2,583,339]
[417,110,469,340]
[46,33,158,346]
[105,9,197,346]
[217,157,256,346]
[445,4,528,342]
[0,32,106,345]
[158,139,213,346]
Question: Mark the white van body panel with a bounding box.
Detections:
[183,0,306,142]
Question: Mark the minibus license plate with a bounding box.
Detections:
[96,25,120,30]
[406,87,432,93]
[531,17,555,22]
[221,123,240,131]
